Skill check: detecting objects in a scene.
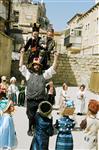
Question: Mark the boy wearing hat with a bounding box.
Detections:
[0,91,17,150]
[55,100,75,150]
[19,49,58,136]
[82,99,99,150]
[30,101,54,150]
[20,23,41,65]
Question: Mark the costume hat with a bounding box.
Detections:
[88,99,99,114]
[32,57,42,66]
[32,23,40,32]
[38,101,52,117]
[10,77,16,83]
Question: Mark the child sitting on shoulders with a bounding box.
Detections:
[77,84,86,115]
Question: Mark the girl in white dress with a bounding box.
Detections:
[59,83,70,114]
[77,84,86,115]
[8,77,19,105]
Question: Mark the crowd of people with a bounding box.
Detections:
[0,22,99,150]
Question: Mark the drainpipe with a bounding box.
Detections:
[6,0,11,35]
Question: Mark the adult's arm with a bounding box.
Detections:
[19,51,30,80]
[43,52,59,80]
[20,38,32,53]
[52,51,59,70]
[19,51,24,67]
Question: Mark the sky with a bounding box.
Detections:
[42,0,96,31]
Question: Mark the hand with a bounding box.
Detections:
[54,51,59,58]
[41,44,46,48]
[20,48,25,53]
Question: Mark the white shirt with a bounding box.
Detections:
[19,65,56,81]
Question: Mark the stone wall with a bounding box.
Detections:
[11,53,99,88]
[51,54,99,88]
[0,31,13,77]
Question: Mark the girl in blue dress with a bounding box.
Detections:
[55,100,75,150]
[0,90,17,150]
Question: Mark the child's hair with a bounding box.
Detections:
[88,99,99,114]
[62,83,68,90]
[80,84,86,89]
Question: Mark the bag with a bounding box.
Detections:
[80,118,87,129]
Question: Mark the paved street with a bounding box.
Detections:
[13,87,99,150]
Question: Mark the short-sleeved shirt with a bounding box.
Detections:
[19,65,56,99]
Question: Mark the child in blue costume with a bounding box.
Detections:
[30,101,54,150]
[55,100,75,150]
[0,89,17,150]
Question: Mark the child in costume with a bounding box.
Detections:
[39,27,56,70]
[77,84,86,115]
[18,79,26,106]
[20,23,41,66]
[55,100,75,150]
[0,76,9,98]
[0,89,17,150]
[59,83,70,114]
[30,101,54,150]
[81,99,99,150]
[46,80,56,105]
[8,77,19,105]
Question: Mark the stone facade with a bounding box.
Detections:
[11,54,99,91]
[0,0,12,32]
[0,31,13,77]
[51,54,99,89]
[11,1,50,51]
[65,3,99,55]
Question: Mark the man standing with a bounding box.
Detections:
[19,50,58,136]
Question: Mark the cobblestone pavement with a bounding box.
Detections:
[13,87,99,150]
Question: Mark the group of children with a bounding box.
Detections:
[0,76,26,107]
[1,22,99,150]
[59,82,86,115]
[0,77,99,150]
[27,87,99,150]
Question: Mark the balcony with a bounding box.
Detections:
[64,29,82,53]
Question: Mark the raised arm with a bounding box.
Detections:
[52,51,59,71]
[19,51,24,67]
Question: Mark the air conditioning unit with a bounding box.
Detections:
[70,29,74,36]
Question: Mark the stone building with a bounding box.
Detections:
[64,2,99,92]
[64,2,99,55]
[11,0,50,51]
[0,0,12,33]
[0,0,13,77]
